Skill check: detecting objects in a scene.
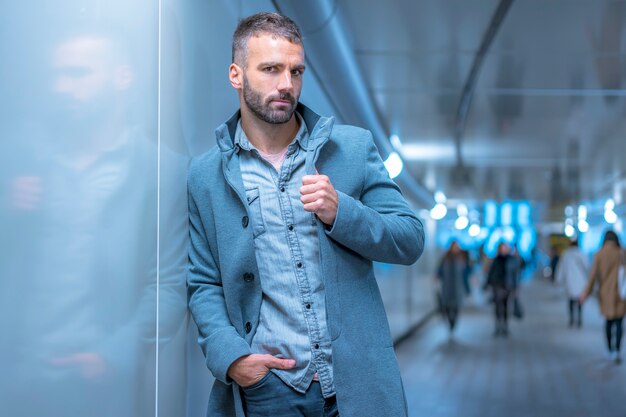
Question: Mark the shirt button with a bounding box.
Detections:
[242,216,249,228]
[243,273,254,282]
[297,262,303,268]
[314,343,320,349]
[280,186,285,192]
[306,303,311,309]
[288,224,294,231]
[245,322,252,334]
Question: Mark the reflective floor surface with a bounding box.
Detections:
[397,278,626,417]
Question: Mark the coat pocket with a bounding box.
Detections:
[245,187,266,238]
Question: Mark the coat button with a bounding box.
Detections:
[243,272,254,282]
[288,224,294,231]
[242,216,249,228]
[245,322,252,334]
[297,262,303,268]
[280,186,285,192]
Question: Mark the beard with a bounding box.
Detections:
[242,74,298,124]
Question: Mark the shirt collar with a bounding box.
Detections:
[234,111,309,154]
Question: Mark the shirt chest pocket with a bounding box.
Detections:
[245,187,266,238]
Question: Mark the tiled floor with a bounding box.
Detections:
[396,278,626,417]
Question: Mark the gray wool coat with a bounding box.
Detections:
[187,103,425,417]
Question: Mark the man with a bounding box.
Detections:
[485,242,520,337]
[187,12,424,417]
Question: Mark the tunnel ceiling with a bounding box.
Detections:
[334,0,626,216]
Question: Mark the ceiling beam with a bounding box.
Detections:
[454,0,515,167]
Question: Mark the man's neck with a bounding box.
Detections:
[240,107,300,154]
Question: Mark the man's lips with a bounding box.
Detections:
[271,99,292,106]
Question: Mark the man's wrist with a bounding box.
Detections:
[227,354,250,382]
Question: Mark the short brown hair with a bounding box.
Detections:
[232,12,303,66]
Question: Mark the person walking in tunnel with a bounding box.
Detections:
[436,241,470,335]
[186,12,425,417]
[485,242,520,337]
[548,245,561,283]
[555,238,588,328]
[580,230,626,364]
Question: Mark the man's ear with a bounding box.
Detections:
[229,63,243,90]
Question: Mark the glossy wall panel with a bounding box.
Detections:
[0,2,169,416]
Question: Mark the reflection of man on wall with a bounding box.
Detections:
[0,27,187,417]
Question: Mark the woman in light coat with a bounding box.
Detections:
[580,230,626,364]
[555,239,588,327]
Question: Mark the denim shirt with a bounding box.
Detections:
[234,115,335,397]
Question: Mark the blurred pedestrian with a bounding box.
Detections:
[555,239,588,328]
[549,245,560,283]
[436,241,470,334]
[580,230,626,364]
[485,242,520,337]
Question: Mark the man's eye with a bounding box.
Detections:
[291,70,302,76]
[263,67,275,72]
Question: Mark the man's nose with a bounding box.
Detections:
[277,70,293,92]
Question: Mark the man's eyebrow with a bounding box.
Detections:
[256,61,306,71]
[257,61,282,68]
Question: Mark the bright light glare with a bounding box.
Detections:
[577,205,587,220]
[564,205,574,217]
[430,203,447,220]
[435,191,447,204]
[502,226,516,242]
[605,210,618,224]
[605,199,615,211]
[390,134,402,150]
[501,203,512,226]
[457,203,468,217]
[455,216,469,230]
[383,152,403,179]
[518,228,536,256]
[484,201,497,227]
[400,143,455,160]
[517,202,531,226]
[468,224,481,237]
[564,224,575,237]
[577,219,589,233]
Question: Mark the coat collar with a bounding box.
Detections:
[217,103,335,204]
[215,103,335,154]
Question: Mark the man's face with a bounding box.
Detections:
[53,37,114,106]
[51,35,132,130]
[239,33,305,124]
